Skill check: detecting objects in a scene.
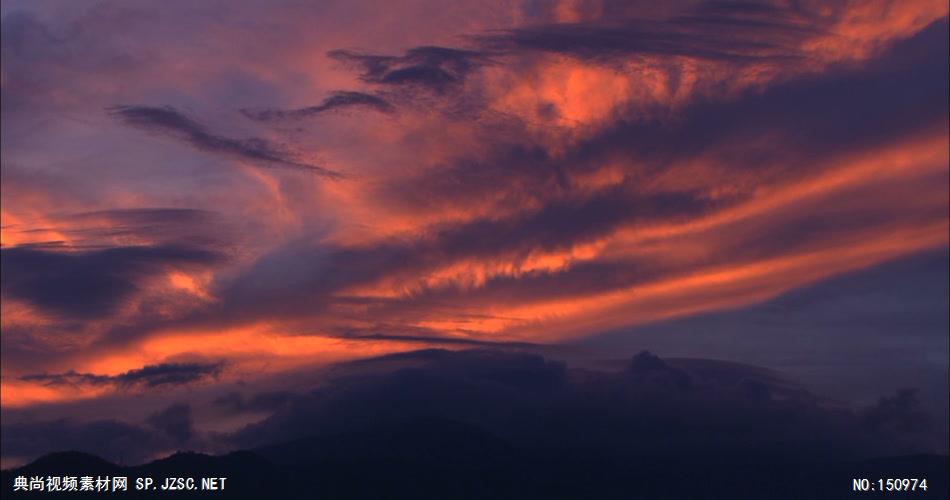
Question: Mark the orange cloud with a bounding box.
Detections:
[2,0,946,413]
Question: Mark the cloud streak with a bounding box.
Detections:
[109,105,343,177]
[241,91,393,121]
[20,362,224,389]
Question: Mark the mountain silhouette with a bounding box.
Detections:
[3,417,947,499]
[256,416,517,466]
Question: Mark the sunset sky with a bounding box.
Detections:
[1,0,948,467]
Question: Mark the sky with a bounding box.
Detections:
[1,0,948,467]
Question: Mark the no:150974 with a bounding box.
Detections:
[853,478,928,492]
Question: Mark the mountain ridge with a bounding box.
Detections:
[4,417,947,499]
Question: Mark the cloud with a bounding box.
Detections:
[391,18,947,209]
[20,362,223,389]
[1,244,222,318]
[476,0,945,70]
[212,391,295,415]
[1,0,946,443]
[410,184,713,258]
[863,389,932,435]
[231,349,942,459]
[474,16,803,63]
[328,46,490,92]
[4,208,227,249]
[241,91,393,121]
[2,349,944,468]
[219,184,716,317]
[108,105,342,177]
[146,403,194,443]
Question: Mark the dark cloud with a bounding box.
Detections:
[863,389,932,437]
[241,91,393,121]
[113,362,223,387]
[212,391,296,415]
[21,362,223,388]
[42,208,225,247]
[575,247,950,439]
[2,349,943,470]
[475,19,799,63]
[231,349,941,459]
[146,404,194,443]
[328,46,490,92]
[108,105,342,178]
[432,186,712,256]
[469,0,848,63]
[0,244,222,318]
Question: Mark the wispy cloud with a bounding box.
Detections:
[20,362,223,388]
[109,105,343,177]
[242,91,393,121]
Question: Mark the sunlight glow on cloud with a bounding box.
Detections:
[1,0,947,411]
